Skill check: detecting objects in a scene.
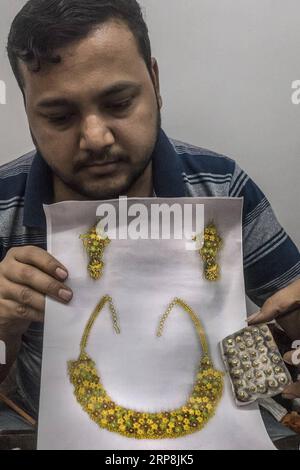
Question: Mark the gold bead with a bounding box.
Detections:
[255,336,264,344]
[268,379,278,389]
[271,354,281,364]
[243,331,252,339]
[241,354,249,362]
[237,390,249,401]
[257,384,267,393]
[234,379,244,387]
[232,368,243,378]
[279,376,287,385]
[229,358,240,367]
[226,348,236,357]
[260,326,269,333]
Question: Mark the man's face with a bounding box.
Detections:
[21,20,162,200]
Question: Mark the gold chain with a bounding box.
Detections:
[157,298,209,355]
[80,296,209,357]
[80,295,120,356]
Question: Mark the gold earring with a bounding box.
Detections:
[80,225,111,280]
[194,222,222,281]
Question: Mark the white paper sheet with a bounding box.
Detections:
[37,198,275,449]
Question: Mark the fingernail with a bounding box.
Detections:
[59,289,73,302]
[247,312,261,324]
[56,267,68,280]
[283,352,294,366]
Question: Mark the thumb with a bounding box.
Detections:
[282,381,300,400]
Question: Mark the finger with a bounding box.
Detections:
[8,246,69,281]
[6,261,73,304]
[276,309,300,342]
[282,381,300,399]
[248,279,300,325]
[247,310,261,325]
[0,298,44,324]
[2,279,45,313]
[283,350,300,367]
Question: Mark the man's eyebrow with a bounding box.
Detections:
[36,81,141,109]
[102,81,141,97]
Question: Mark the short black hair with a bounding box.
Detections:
[7,0,152,90]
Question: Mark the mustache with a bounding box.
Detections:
[74,151,126,171]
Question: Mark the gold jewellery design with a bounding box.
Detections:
[193,223,222,281]
[68,296,224,440]
[81,222,223,282]
[80,226,110,280]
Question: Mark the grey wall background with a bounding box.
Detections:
[0,0,299,248]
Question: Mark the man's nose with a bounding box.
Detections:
[79,114,115,152]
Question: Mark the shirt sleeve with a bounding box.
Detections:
[229,163,300,307]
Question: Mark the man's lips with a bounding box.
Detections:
[82,157,121,168]
[77,158,122,175]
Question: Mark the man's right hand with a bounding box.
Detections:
[0,246,73,337]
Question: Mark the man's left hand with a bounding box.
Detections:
[247,279,300,399]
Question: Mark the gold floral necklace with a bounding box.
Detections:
[68,295,224,440]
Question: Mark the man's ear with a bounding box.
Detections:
[150,57,163,109]
[22,90,27,109]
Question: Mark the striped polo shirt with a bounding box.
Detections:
[0,128,299,419]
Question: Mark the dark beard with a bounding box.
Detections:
[30,108,161,201]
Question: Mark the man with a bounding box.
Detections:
[0,0,299,443]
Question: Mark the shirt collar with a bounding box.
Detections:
[23,129,185,230]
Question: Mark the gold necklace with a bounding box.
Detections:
[68,296,224,439]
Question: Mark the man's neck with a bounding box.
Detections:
[53,161,154,203]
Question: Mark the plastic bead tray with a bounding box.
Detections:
[220,323,292,406]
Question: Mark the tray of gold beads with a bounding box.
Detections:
[220,324,292,405]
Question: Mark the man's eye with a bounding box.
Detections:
[47,113,74,124]
[107,99,133,111]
